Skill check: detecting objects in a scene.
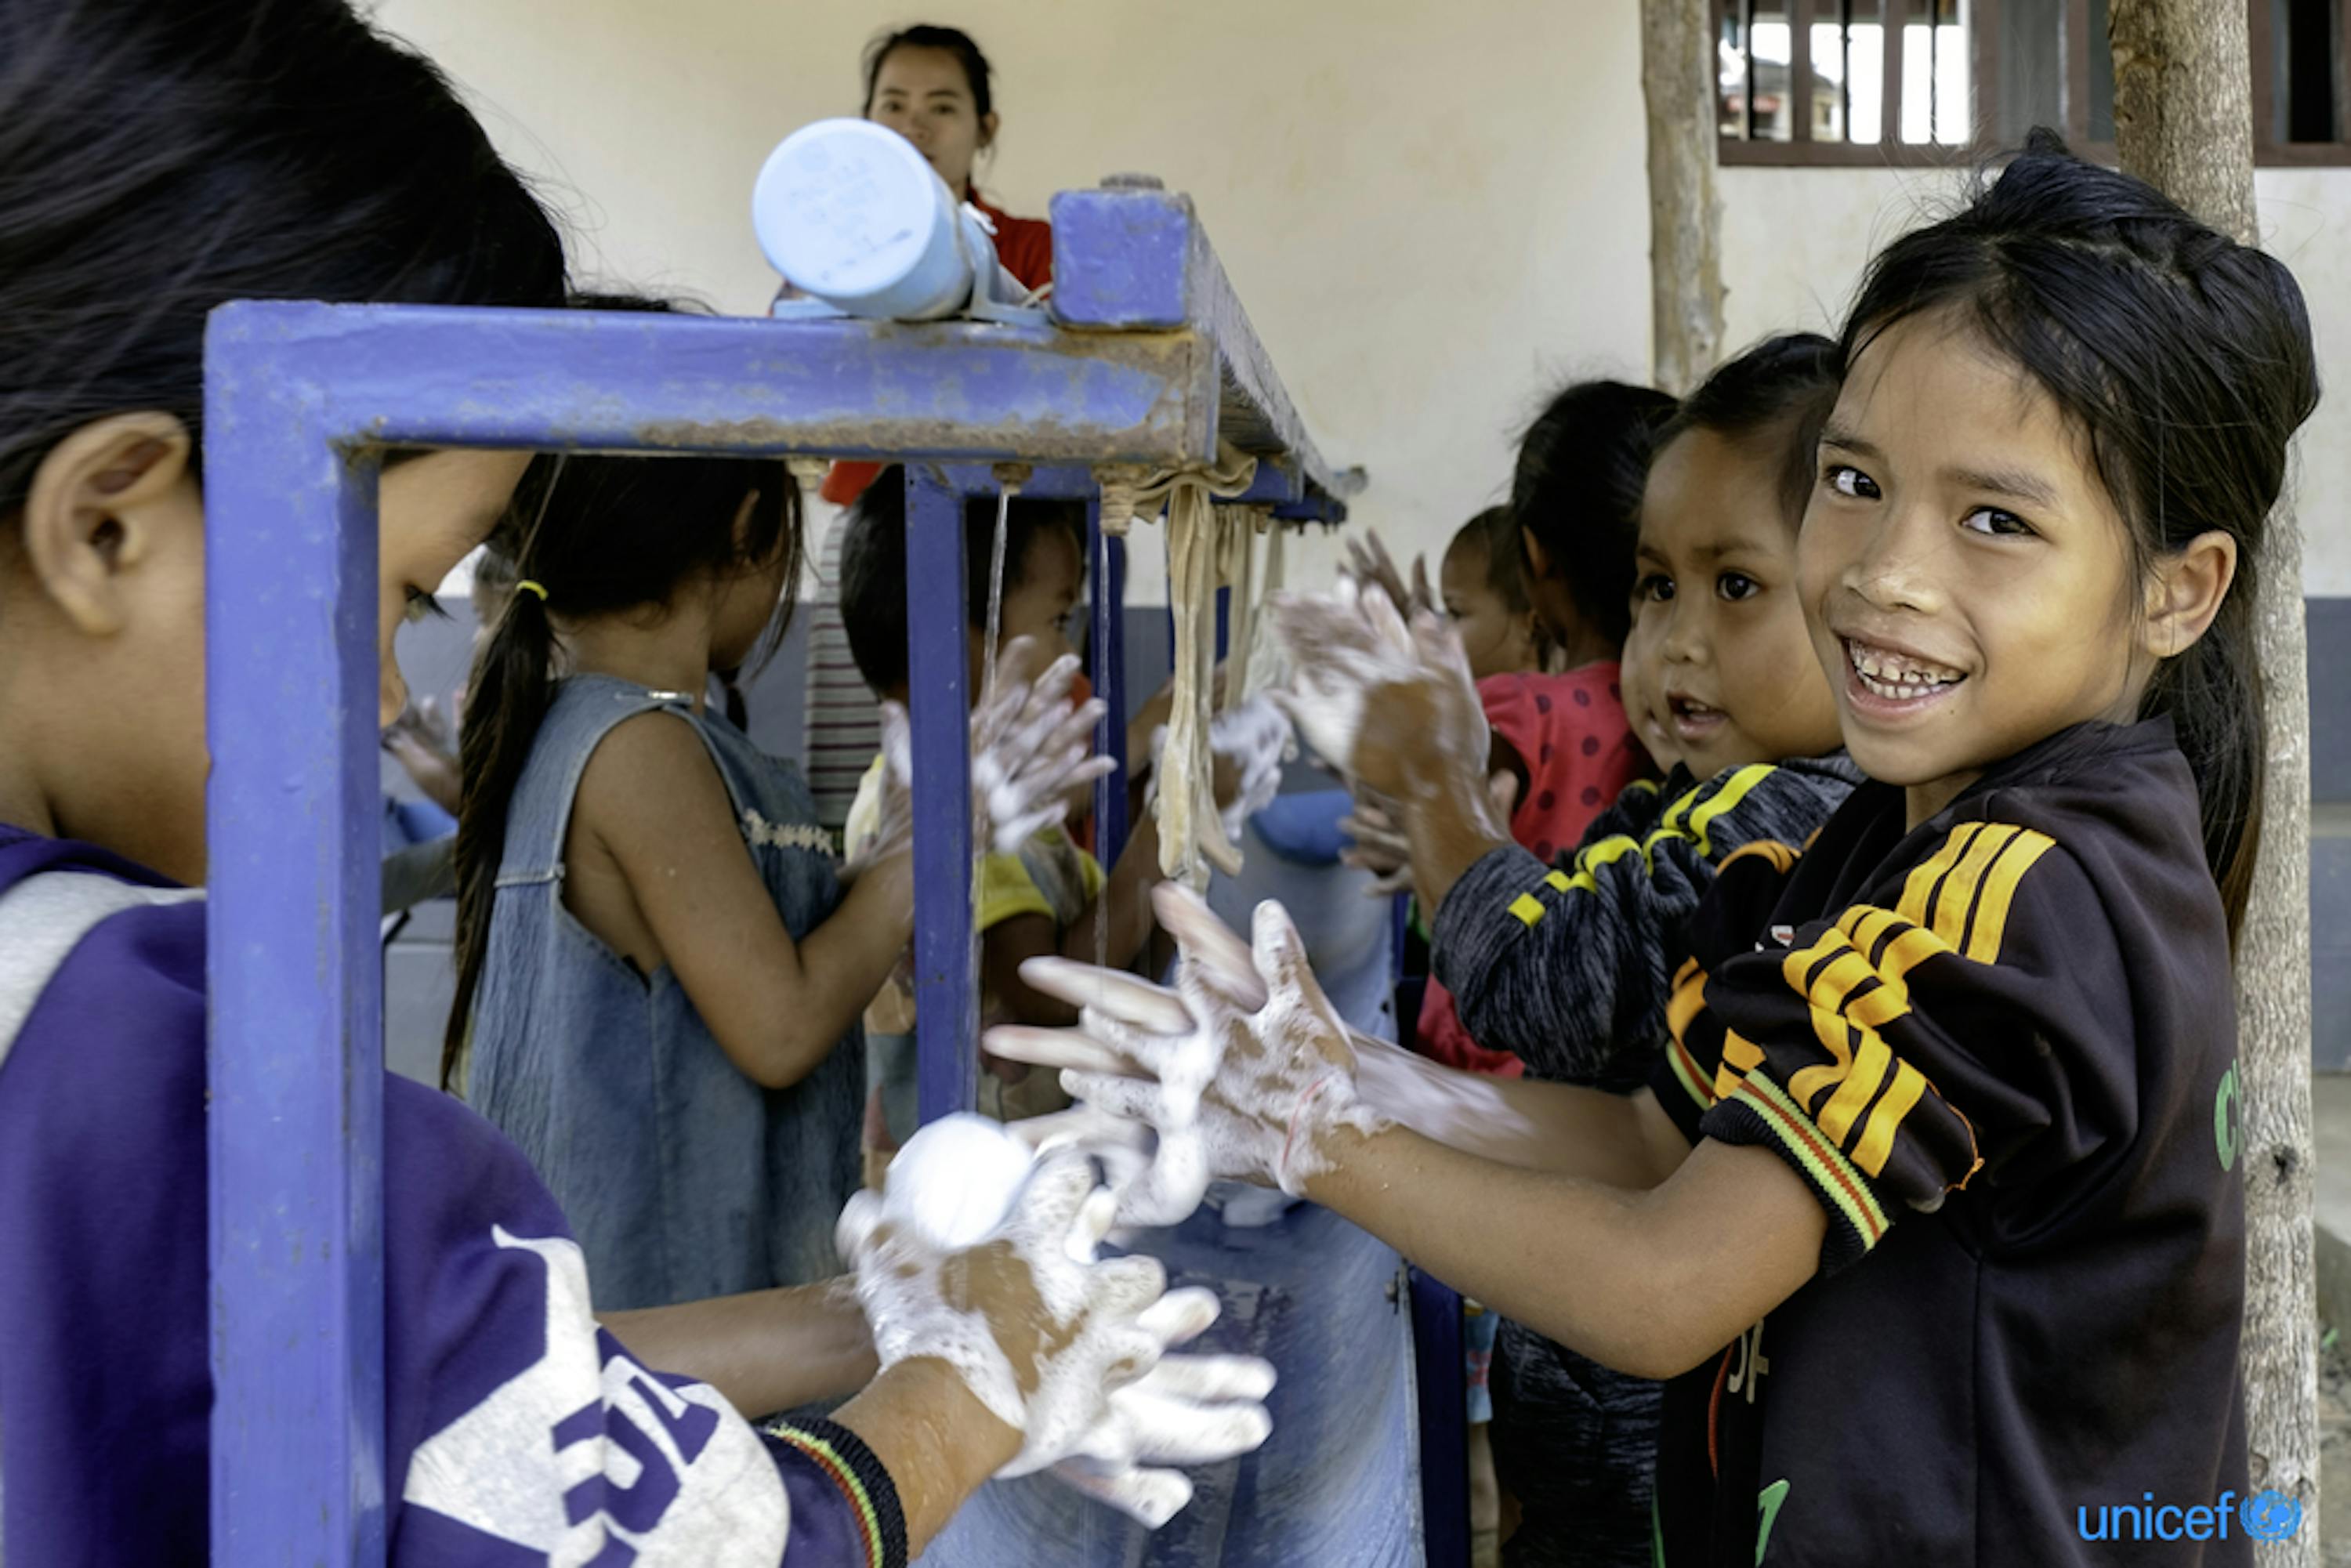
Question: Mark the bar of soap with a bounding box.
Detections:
[883,1113,1036,1251]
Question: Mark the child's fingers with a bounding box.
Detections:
[1007,1103,1149,1153]
[1009,1147,1099,1237]
[986,1024,1143,1077]
[1135,1286,1223,1347]
[1050,1461,1194,1530]
[1249,900,1324,1010]
[1067,1185,1121,1262]
[1019,955,1194,1035]
[1060,1068,1171,1126]
[1150,883,1265,1004]
[835,1190,887,1265]
[1089,1255,1172,1324]
[1112,1385,1276,1467]
[1134,1350,1277,1403]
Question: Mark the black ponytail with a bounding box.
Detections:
[1842,130,2319,939]
[443,296,801,1088]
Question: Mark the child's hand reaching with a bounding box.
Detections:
[1273,582,1509,844]
[1338,790,1414,897]
[838,1141,1275,1527]
[847,636,1116,882]
[972,638,1118,852]
[1341,527,1433,620]
[987,885,1393,1220]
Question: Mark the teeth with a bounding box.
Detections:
[1847,639,1962,701]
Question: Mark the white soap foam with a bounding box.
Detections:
[881,1113,1037,1251]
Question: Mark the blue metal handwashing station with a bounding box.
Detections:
[203,183,1465,1566]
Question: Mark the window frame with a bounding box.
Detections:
[1713,0,2351,168]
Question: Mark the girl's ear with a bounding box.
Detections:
[20,412,194,636]
[978,110,1000,153]
[730,487,763,555]
[1520,524,1552,585]
[2143,529,2239,660]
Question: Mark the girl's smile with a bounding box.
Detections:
[1799,310,2168,827]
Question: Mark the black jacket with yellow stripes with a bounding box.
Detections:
[1433,754,1863,1092]
[1649,717,2248,1566]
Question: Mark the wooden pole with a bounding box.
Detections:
[1641,0,1726,394]
[2109,4,2317,1561]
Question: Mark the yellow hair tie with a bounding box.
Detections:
[515,580,549,602]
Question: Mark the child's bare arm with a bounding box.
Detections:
[984,817,1164,1030]
[1349,1032,1692,1184]
[579,712,913,1090]
[1309,1128,1823,1378]
[596,1279,878,1418]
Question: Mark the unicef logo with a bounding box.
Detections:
[2078,1487,2302,1543]
[2241,1490,2302,1541]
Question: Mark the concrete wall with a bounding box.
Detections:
[368,0,1656,599]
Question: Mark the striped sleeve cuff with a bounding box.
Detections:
[1699,1072,1896,1275]
[763,1416,908,1568]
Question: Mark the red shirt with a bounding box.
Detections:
[1413,664,1652,1076]
[820,191,1052,509]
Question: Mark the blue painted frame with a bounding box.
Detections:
[201,188,1360,1565]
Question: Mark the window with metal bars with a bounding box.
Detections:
[1714,0,2351,165]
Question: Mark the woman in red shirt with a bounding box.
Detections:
[820,24,1050,514]
[861,25,1052,291]
[806,26,1061,828]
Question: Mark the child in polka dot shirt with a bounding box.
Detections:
[1409,661,1654,1076]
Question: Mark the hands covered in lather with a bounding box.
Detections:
[987,884,1394,1226]
[835,1143,1275,1529]
[1273,581,1516,910]
[1340,527,1434,621]
[1272,581,1499,821]
[846,636,1115,882]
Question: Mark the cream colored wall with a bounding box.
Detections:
[372,0,2345,596]
[1722,163,2351,595]
[368,0,1654,600]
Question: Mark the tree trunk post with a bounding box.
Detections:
[1640,0,1725,396]
[2110,4,2317,1560]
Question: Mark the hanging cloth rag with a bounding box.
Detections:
[1096,445,1257,889]
[1240,515,1292,701]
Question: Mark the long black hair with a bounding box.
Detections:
[1510,379,1679,650]
[1843,130,2319,936]
[0,0,567,518]
[445,305,800,1087]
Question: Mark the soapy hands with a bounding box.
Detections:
[1272,581,1510,846]
[987,884,1393,1221]
[1341,527,1433,621]
[839,1125,1275,1527]
[845,636,1115,882]
[1337,789,1414,897]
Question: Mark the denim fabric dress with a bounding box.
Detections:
[467,675,864,1311]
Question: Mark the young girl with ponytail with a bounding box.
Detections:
[451,428,1106,1312]
[998,133,2317,1565]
